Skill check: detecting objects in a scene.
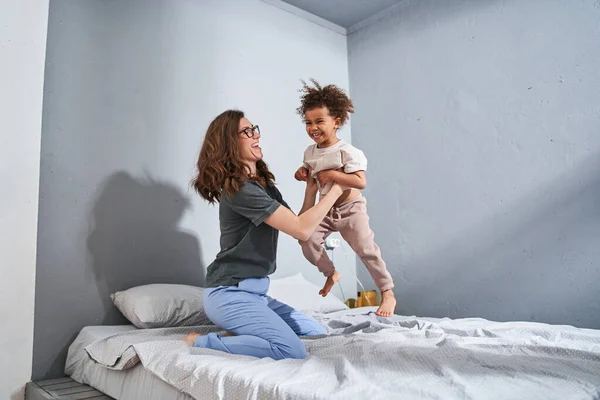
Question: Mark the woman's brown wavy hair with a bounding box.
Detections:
[192,109,275,204]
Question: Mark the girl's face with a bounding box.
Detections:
[238,117,263,164]
[304,106,340,148]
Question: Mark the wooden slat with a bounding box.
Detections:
[67,390,112,399]
[51,386,98,396]
[43,381,82,391]
[26,378,115,400]
[36,377,74,387]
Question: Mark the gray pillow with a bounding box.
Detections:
[110,284,213,329]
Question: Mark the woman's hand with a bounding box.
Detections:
[318,169,366,191]
[330,181,351,193]
[316,168,345,188]
[306,170,318,193]
[299,170,318,216]
[316,170,335,188]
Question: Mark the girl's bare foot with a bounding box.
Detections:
[376,290,396,317]
[180,333,203,347]
[319,270,341,296]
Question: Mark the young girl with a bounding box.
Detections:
[294,79,397,317]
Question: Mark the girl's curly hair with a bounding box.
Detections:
[296,79,354,125]
[192,109,275,204]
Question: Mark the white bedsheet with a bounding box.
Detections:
[65,325,194,400]
[75,308,600,400]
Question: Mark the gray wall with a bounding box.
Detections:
[348,0,600,328]
[34,0,352,380]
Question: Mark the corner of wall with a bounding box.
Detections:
[258,0,348,36]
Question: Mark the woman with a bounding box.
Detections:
[181,109,346,359]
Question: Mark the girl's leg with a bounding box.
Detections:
[299,219,336,277]
[191,277,307,359]
[299,218,341,296]
[337,197,396,317]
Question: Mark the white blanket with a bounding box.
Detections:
[79,308,600,400]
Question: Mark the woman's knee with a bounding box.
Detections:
[287,345,308,360]
[303,324,327,336]
[274,339,307,360]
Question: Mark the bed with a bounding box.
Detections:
[64,274,600,400]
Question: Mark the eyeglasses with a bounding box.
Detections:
[239,125,260,138]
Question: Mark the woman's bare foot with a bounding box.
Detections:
[180,333,203,347]
[319,270,341,297]
[376,290,396,317]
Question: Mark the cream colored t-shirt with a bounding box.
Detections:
[302,139,367,195]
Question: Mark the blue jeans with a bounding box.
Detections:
[194,277,326,359]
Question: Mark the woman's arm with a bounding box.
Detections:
[265,182,342,241]
[317,170,366,190]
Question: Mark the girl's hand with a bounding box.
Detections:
[294,167,309,182]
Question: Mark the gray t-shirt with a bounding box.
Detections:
[204,180,290,288]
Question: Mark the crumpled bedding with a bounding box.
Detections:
[76,307,600,400]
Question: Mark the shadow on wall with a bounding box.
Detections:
[401,152,600,329]
[87,171,205,325]
[33,0,213,380]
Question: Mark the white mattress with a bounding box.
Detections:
[73,309,600,400]
[65,325,193,400]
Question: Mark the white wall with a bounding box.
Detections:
[0,0,49,398]
[348,0,600,327]
[34,0,354,379]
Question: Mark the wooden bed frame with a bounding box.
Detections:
[25,377,112,400]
